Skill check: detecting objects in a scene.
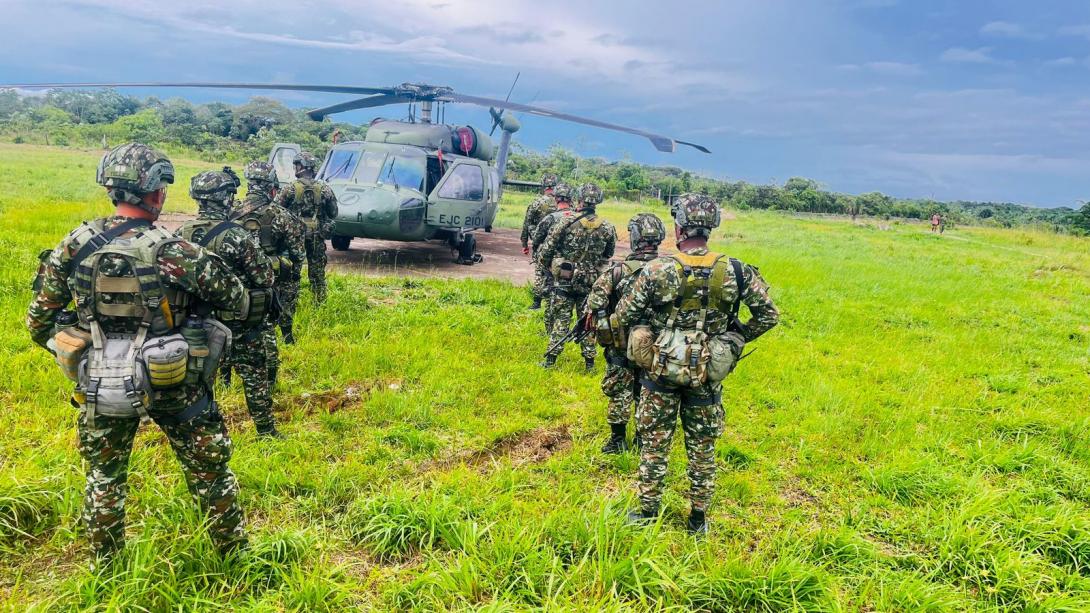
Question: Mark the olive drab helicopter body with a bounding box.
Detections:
[4,80,709,263]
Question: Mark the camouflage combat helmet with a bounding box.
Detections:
[190,168,240,210]
[553,183,574,202]
[244,160,279,186]
[96,142,175,207]
[627,213,666,252]
[672,193,721,238]
[540,173,559,189]
[579,182,603,207]
[293,151,320,174]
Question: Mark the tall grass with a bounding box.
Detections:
[2,143,1090,608]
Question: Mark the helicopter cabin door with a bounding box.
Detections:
[426,161,490,231]
[268,143,301,188]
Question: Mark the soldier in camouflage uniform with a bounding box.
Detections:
[586,213,666,454]
[614,193,779,534]
[27,143,249,564]
[531,183,575,335]
[538,183,616,370]
[274,151,338,305]
[235,161,306,361]
[178,169,280,437]
[520,173,558,309]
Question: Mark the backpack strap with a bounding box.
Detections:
[728,257,747,324]
[195,220,239,248]
[66,218,151,275]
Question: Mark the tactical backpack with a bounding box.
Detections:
[293,181,324,233]
[60,220,229,425]
[550,213,601,294]
[233,203,293,282]
[595,258,647,349]
[178,220,269,328]
[628,252,747,388]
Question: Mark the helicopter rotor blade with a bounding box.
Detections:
[0,82,399,96]
[306,94,414,120]
[444,92,710,154]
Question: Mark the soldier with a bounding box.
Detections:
[586,213,666,454]
[614,193,779,534]
[178,170,280,438]
[27,143,249,565]
[531,183,575,335]
[235,161,306,358]
[538,182,616,370]
[275,151,338,305]
[520,172,558,309]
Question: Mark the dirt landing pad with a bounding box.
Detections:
[156,214,629,284]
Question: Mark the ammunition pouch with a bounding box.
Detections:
[77,333,151,424]
[628,326,744,389]
[141,334,189,390]
[51,326,92,382]
[180,318,232,387]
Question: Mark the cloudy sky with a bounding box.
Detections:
[3,0,1090,206]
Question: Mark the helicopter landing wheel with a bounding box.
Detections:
[455,233,482,265]
[331,235,352,251]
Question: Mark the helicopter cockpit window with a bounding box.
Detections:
[272,148,297,183]
[320,149,361,181]
[353,151,387,183]
[379,154,426,192]
[437,165,485,201]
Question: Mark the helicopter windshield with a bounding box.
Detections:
[378,153,426,192]
[321,148,361,181]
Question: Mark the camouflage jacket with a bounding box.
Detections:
[614,246,779,342]
[275,178,338,237]
[537,210,616,293]
[531,208,569,255]
[233,191,306,281]
[176,211,276,293]
[520,193,556,249]
[27,216,246,348]
[586,251,659,313]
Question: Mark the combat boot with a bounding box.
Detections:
[530,297,542,310]
[256,424,284,439]
[687,509,709,536]
[584,357,595,372]
[601,423,628,454]
[268,367,278,390]
[626,506,658,526]
[540,354,558,368]
[282,325,295,345]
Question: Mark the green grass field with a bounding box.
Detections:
[3,143,1090,610]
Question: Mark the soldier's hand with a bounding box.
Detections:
[522,246,530,256]
[581,312,595,332]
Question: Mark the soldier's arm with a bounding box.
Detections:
[614,266,654,327]
[532,216,551,248]
[26,242,73,349]
[603,224,616,260]
[275,207,307,270]
[519,203,534,247]
[158,240,247,313]
[585,265,615,312]
[737,264,779,342]
[233,230,276,288]
[273,185,292,209]
[537,223,562,271]
[322,185,339,221]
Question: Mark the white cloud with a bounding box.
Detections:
[980,21,1037,39]
[940,47,998,64]
[863,61,924,76]
[1044,57,1077,67]
[1059,24,1090,39]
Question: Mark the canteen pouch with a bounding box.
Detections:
[52,326,92,382]
[627,325,656,371]
[647,328,711,389]
[78,335,150,419]
[243,288,271,328]
[181,319,210,385]
[140,333,189,390]
[595,310,627,349]
[705,331,746,384]
[202,318,233,383]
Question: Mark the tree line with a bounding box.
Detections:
[2,88,1086,233]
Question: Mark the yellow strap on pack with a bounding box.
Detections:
[673,251,723,268]
[579,217,604,230]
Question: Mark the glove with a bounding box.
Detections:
[522,247,530,256]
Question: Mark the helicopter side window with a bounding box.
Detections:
[320,149,361,181]
[426,156,442,193]
[437,165,484,201]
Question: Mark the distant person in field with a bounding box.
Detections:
[939,214,946,234]
[275,151,338,305]
[613,193,779,535]
[521,173,559,309]
[931,213,941,232]
[532,183,575,335]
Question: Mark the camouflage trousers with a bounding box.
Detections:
[226,325,276,433]
[545,291,596,359]
[263,326,280,387]
[304,233,327,304]
[279,279,300,332]
[634,379,724,513]
[602,349,639,425]
[531,262,552,302]
[77,407,246,560]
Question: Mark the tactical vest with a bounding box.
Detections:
[178,219,268,328]
[178,218,239,255]
[234,204,278,255]
[550,212,600,293]
[293,181,324,230]
[595,257,650,350]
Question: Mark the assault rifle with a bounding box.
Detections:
[545,307,594,355]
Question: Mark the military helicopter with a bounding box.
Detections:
[6,81,710,263]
